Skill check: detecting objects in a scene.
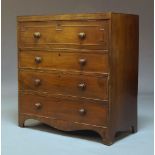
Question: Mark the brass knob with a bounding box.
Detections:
[34,79,41,86]
[78,32,86,39]
[79,58,87,66]
[33,32,41,39]
[34,103,42,109]
[35,56,42,64]
[78,83,86,90]
[79,108,86,115]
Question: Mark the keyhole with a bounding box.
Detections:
[58,53,61,56]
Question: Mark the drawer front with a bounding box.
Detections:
[19,51,109,73]
[19,92,108,126]
[18,21,109,50]
[19,70,109,100]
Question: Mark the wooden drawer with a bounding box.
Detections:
[19,92,108,126]
[19,70,109,100]
[18,20,109,50]
[19,51,109,73]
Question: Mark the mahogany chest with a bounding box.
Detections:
[18,12,139,145]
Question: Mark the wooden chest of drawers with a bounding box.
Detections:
[18,12,139,145]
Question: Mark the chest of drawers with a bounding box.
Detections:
[18,12,139,145]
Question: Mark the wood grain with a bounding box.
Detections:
[19,92,108,126]
[18,12,139,145]
[18,20,109,50]
[17,12,111,21]
[109,13,139,136]
[19,69,109,100]
[19,50,109,73]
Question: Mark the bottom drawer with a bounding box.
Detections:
[19,92,108,126]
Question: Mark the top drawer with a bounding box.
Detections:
[18,20,109,50]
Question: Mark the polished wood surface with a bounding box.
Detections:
[19,92,108,126]
[109,13,139,134]
[18,12,139,145]
[19,51,109,73]
[17,12,111,21]
[19,69,109,100]
[18,20,109,50]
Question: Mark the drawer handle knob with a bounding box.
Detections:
[79,108,86,115]
[78,32,86,39]
[79,58,87,66]
[34,103,42,109]
[78,83,86,90]
[35,56,42,64]
[34,79,41,86]
[33,32,41,39]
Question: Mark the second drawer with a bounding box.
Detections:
[19,70,109,100]
[19,51,109,73]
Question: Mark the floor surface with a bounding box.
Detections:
[2,93,154,155]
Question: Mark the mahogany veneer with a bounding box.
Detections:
[18,12,139,145]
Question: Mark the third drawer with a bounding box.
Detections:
[19,70,109,100]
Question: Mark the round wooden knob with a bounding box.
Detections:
[34,79,41,86]
[78,32,86,39]
[34,103,42,109]
[79,108,86,115]
[78,83,86,90]
[79,58,87,66]
[33,32,41,39]
[35,56,42,64]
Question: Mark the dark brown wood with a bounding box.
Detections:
[17,12,139,145]
[109,13,139,137]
